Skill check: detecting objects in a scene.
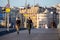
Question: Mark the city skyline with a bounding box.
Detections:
[0,0,60,7]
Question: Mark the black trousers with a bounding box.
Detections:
[28,28,31,34]
[27,24,32,34]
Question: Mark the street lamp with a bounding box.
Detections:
[50,11,53,14]
[50,11,53,19]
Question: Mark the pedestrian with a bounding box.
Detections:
[16,17,21,34]
[27,17,33,35]
[51,21,57,28]
[43,24,48,29]
[53,21,57,28]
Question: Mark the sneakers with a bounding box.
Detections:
[17,31,19,34]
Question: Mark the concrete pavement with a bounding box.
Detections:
[0,28,26,36]
[0,28,60,40]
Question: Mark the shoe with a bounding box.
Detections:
[17,31,19,34]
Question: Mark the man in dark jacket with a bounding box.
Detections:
[27,17,33,34]
[16,17,21,34]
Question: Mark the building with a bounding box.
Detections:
[20,6,38,28]
[19,6,49,28]
[54,4,60,28]
[19,5,59,28]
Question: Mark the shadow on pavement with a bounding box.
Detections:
[0,28,27,36]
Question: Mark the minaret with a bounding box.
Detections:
[34,0,35,6]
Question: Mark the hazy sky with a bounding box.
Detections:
[0,0,60,7]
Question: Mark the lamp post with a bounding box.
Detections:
[6,8,10,31]
[6,0,10,31]
[24,0,27,28]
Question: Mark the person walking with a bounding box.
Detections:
[51,21,57,28]
[16,17,21,34]
[27,17,33,35]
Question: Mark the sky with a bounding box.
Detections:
[0,0,60,7]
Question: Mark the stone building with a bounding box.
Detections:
[19,6,38,28]
[19,6,59,28]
